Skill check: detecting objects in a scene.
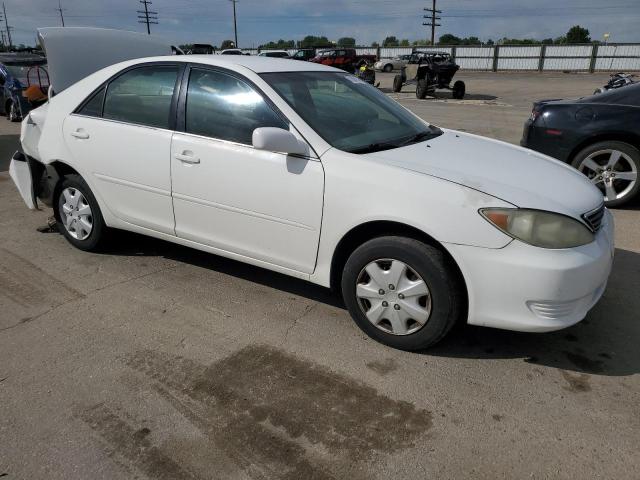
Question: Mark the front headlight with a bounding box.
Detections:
[480,208,594,249]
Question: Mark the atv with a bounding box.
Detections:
[392,51,465,100]
[593,72,636,95]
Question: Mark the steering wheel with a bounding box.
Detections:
[26,65,50,89]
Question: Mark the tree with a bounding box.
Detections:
[438,33,461,45]
[382,36,399,47]
[554,35,567,45]
[299,35,332,48]
[371,41,380,48]
[541,38,554,45]
[412,39,431,46]
[486,39,494,46]
[220,39,235,49]
[337,37,356,47]
[400,39,410,47]
[259,39,295,49]
[461,36,481,45]
[566,25,590,44]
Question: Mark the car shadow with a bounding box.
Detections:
[101,229,342,308]
[97,230,638,377]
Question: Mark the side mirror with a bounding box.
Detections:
[252,127,306,156]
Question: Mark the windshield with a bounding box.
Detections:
[261,71,441,153]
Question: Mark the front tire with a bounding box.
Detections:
[452,80,466,99]
[341,236,464,351]
[416,79,429,99]
[383,63,393,73]
[571,141,639,207]
[55,174,107,251]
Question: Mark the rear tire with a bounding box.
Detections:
[383,63,393,73]
[392,74,403,92]
[55,174,107,251]
[341,236,464,351]
[571,141,640,208]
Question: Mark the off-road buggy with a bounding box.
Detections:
[593,72,637,95]
[392,51,465,99]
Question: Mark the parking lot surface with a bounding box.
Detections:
[1,72,638,479]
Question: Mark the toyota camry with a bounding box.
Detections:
[10,28,614,350]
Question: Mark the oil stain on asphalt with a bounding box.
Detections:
[77,345,433,479]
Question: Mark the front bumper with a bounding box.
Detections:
[446,209,615,332]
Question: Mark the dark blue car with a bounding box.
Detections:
[0,53,49,122]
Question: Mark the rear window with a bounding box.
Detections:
[102,65,178,129]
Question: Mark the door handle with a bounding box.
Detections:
[174,152,200,164]
[70,129,90,139]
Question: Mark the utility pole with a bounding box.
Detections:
[57,0,66,27]
[137,0,158,35]
[229,0,238,47]
[2,2,12,49]
[422,0,441,46]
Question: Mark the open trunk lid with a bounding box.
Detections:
[38,27,176,94]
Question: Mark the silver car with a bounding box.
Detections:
[374,55,411,72]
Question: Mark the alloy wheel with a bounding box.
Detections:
[578,149,638,202]
[59,187,93,240]
[355,258,432,336]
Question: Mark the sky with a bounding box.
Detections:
[6,0,640,48]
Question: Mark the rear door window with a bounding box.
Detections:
[103,65,179,129]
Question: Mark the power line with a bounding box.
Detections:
[137,0,157,35]
[230,0,238,47]
[56,0,66,27]
[2,2,12,49]
[423,0,441,45]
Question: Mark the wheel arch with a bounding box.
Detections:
[26,159,81,210]
[568,132,640,163]
[329,220,468,311]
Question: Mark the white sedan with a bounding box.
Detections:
[10,28,614,350]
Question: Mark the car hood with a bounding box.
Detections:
[37,27,174,93]
[365,129,603,218]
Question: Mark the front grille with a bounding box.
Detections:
[582,204,605,232]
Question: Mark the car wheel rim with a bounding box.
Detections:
[355,258,432,336]
[59,187,93,240]
[578,149,637,202]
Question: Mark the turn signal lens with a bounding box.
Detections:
[480,208,594,249]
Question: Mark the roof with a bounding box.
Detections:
[151,54,341,73]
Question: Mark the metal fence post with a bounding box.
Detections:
[451,45,457,63]
[492,45,500,72]
[376,45,381,60]
[589,44,599,73]
[538,45,547,71]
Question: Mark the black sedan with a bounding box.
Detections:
[521,83,639,207]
